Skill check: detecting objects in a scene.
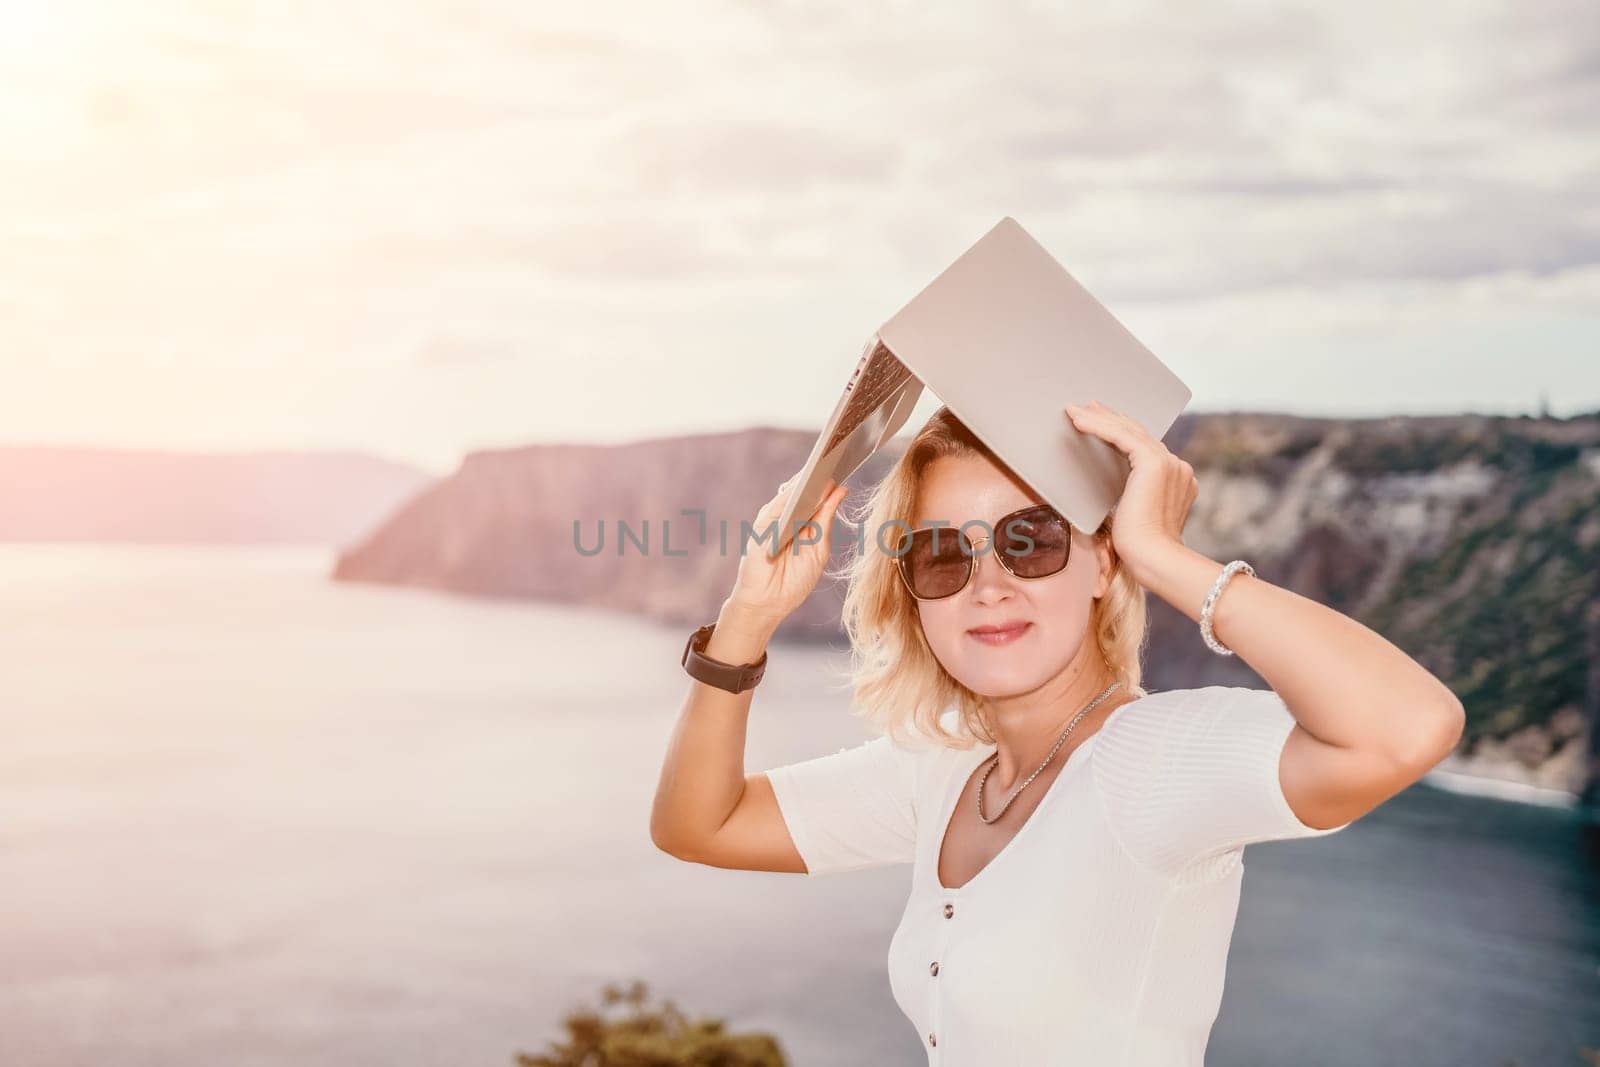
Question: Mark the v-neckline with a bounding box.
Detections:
[931,695,1148,894]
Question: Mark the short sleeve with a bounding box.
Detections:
[1092,685,1352,878]
[764,733,925,878]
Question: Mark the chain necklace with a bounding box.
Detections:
[976,680,1123,825]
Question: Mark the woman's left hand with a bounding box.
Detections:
[1064,399,1195,579]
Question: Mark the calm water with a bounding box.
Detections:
[1,544,1596,1067]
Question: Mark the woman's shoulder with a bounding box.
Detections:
[1100,685,1198,731]
[1094,684,1296,763]
[1089,683,1346,872]
[1100,694,1235,758]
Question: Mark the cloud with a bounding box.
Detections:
[607,116,902,196]
[0,0,1594,468]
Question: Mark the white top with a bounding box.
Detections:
[765,684,1351,1067]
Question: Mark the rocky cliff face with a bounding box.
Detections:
[332,412,1600,797]
[329,425,895,639]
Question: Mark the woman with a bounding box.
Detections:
[650,401,1464,1065]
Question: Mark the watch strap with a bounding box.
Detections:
[681,623,768,694]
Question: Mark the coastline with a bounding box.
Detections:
[1422,767,1582,810]
[1426,729,1596,816]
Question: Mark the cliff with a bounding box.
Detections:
[331,411,1600,798]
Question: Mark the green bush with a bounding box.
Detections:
[515,979,788,1067]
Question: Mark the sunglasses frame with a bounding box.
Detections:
[892,502,1075,602]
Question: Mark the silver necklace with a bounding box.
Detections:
[976,680,1123,825]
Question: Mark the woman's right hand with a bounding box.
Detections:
[725,474,850,627]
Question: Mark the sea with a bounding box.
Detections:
[1,544,1595,1067]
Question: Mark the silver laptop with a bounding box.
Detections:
[769,215,1191,557]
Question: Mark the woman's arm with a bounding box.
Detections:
[1132,544,1465,830]
[648,478,849,870]
[1064,399,1465,832]
[648,596,802,870]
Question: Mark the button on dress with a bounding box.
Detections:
[764,685,1352,1067]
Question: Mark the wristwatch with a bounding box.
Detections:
[681,623,768,694]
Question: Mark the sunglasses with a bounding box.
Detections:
[892,503,1074,601]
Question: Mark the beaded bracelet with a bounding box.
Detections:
[1199,559,1255,656]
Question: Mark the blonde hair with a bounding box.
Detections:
[823,405,1149,749]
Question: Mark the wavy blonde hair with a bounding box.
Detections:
[822,405,1149,750]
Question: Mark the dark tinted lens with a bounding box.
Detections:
[998,506,1071,578]
[901,526,972,599]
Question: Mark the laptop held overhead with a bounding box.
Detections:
[769,215,1191,558]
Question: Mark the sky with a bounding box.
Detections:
[1,0,1596,475]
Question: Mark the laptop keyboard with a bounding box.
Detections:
[822,341,914,455]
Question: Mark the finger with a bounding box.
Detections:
[799,484,845,536]
[1069,400,1153,440]
[814,485,849,555]
[1078,401,1159,444]
[751,476,811,557]
[773,474,805,511]
[753,483,792,530]
[767,472,801,507]
[1066,404,1159,460]
[788,484,842,551]
[805,479,842,518]
[818,483,847,523]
